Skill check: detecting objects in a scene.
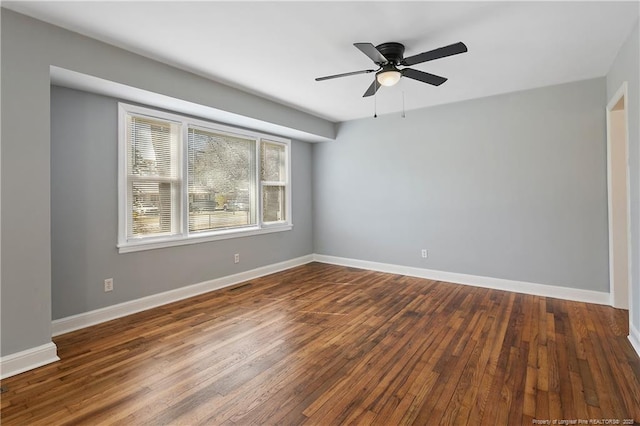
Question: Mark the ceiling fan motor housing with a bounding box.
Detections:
[375,42,405,64]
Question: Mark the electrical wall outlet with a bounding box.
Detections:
[421,249,428,259]
[104,278,114,292]
[234,253,240,264]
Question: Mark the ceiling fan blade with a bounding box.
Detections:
[315,69,376,81]
[362,80,381,97]
[402,68,448,86]
[354,42,388,65]
[401,42,468,66]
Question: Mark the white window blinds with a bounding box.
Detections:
[126,114,181,238]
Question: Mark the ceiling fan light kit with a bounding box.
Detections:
[315,40,468,98]
[377,65,402,87]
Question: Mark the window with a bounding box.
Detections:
[118,103,291,252]
[188,127,257,232]
[261,141,287,223]
[125,113,182,239]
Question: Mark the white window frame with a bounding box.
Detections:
[260,140,289,226]
[118,103,292,253]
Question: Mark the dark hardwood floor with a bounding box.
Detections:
[2,262,639,425]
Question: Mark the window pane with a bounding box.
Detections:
[128,115,180,178]
[261,141,286,182]
[188,128,256,232]
[263,185,285,222]
[129,181,176,237]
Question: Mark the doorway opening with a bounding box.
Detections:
[606,82,631,311]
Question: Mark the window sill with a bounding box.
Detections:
[118,223,293,253]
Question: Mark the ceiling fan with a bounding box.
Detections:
[315,41,468,97]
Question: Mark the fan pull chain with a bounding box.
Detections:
[374,80,378,118]
[402,91,406,118]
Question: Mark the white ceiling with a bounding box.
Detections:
[4,1,639,122]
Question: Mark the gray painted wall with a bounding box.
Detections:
[606,21,640,331]
[313,78,609,292]
[1,9,329,357]
[50,86,313,319]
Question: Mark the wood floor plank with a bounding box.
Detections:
[471,292,516,424]
[2,262,639,425]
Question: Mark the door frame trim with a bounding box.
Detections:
[606,81,631,311]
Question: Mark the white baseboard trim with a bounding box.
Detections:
[52,254,314,337]
[629,322,640,358]
[0,342,59,380]
[312,254,610,305]
[50,252,611,337]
